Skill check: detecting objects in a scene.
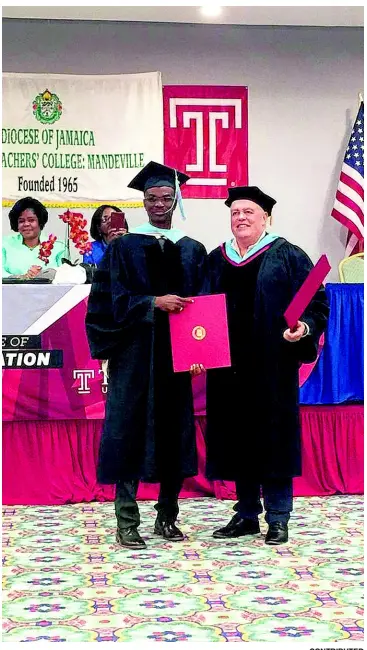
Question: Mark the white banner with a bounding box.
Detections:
[2,72,163,205]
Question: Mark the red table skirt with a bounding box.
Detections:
[2,405,363,505]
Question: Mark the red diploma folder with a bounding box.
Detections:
[169,294,231,372]
[284,254,331,329]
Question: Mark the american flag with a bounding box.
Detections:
[331,102,364,256]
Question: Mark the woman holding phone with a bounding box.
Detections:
[83,204,128,265]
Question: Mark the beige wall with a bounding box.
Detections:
[2,19,364,279]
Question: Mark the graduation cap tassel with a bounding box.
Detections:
[175,170,186,221]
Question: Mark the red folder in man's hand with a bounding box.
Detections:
[169,294,231,372]
[284,254,331,330]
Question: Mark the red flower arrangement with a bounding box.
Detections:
[59,210,92,255]
[38,234,57,265]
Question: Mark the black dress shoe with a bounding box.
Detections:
[213,514,260,539]
[265,522,288,545]
[116,528,146,549]
[154,520,184,541]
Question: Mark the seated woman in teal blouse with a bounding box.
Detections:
[2,197,67,279]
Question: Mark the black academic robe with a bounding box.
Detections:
[86,233,207,484]
[205,237,329,481]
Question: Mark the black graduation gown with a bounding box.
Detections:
[205,238,329,481]
[86,233,207,484]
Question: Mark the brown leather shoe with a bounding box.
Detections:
[154,519,184,541]
[116,528,146,549]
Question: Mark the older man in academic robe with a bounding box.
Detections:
[192,186,329,545]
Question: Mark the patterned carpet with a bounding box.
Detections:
[2,496,364,643]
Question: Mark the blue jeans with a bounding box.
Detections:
[234,477,293,524]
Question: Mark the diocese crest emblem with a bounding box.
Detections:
[32,89,62,124]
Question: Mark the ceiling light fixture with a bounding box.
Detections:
[200,6,223,19]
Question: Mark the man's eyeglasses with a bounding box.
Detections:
[144,195,175,205]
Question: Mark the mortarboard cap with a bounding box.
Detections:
[128,161,190,192]
[225,186,276,215]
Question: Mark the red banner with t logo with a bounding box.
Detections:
[163,85,248,199]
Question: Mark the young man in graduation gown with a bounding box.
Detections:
[197,186,329,545]
[86,162,207,550]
